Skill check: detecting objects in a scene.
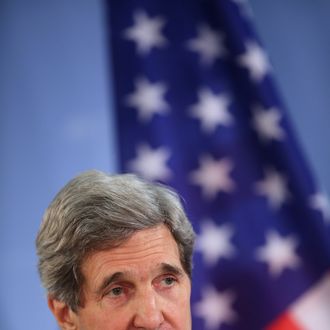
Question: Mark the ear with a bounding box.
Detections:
[48,295,78,330]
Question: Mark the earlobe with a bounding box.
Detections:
[48,295,78,330]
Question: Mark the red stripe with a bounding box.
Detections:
[266,312,303,330]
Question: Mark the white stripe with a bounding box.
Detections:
[290,273,330,330]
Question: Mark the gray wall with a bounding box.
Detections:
[1,1,329,328]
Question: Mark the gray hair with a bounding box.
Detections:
[36,170,195,311]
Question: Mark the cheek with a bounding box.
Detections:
[77,305,131,330]
[179,284,192,327]
[164,283,191,327]
[166,299,191,329]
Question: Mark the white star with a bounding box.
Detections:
[196,220,236,266]
[256,230,301,277]
[237,41,270,81]
[194,286,237,330]
[123,10,167,55]
[255,168,289,209]
[126,77,169,122]
[190,155,235,199]
[128,143,172,181]
[252,106,285,142]
[190,88,233,133]
[309,192,330,222]
[187,24,226,66]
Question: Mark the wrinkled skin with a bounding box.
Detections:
[49,224,192,330]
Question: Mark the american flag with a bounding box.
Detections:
[106,0,330,329]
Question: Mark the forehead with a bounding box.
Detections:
[81,225,182,284]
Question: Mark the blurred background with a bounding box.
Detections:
[1,0,330,329]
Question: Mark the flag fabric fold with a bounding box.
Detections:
[106,0,330,328]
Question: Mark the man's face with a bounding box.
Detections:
[53,224,192,330]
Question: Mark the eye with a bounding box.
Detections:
[109,286,123,297]
[103,283,134,304]
[162,276,177,287]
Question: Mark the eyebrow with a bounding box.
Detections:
[160,263,184,277]
[95,263,184,296]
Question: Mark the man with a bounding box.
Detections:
[36,170,195,330]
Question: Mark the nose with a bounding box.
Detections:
[132,288,164,329]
